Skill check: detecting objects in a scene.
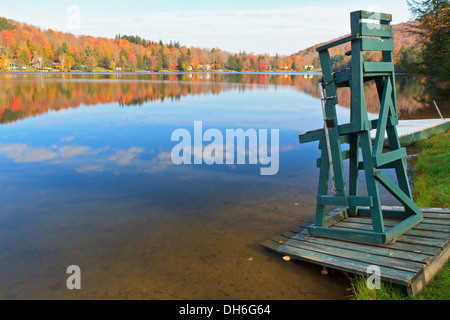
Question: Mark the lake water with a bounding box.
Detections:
[0,73,444,300]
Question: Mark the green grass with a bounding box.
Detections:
[351,131,450,300]
[350,260,450,300]
[413,131,450,208]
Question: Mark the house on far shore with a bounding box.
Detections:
[304,65,314,71]
[9,60,26,70]
[53,62,63,71]
[198,64,212,71]
[31,57,43,69]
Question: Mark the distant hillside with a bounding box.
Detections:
[0,16,419,73]
[292,21,419,71]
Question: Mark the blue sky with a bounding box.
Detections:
[1,0,414,55]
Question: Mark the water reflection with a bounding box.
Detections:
[0,73,443,300]
[0,73,447,125]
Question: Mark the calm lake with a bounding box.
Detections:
[0,73,445,299]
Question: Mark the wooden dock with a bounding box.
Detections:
[261,206,450,296]
[371,118,450,148]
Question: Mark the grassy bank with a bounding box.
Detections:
[351,130,450,300]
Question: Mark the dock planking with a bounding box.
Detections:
[372,119,450,148]
[261,206,450,296]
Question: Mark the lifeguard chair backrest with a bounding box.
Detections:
[351,10,393,38]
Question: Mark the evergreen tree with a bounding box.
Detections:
[0,18,15,31]
[271,53,279,70]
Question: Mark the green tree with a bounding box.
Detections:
[66,55,75,71]
[271,53,279,70]
[84,45,95,58]
[137,54,148,70]
[331,53,345,70]
[406,0,450,81]
[85,55,97,72]
[177,53,189,71]
[18,50,30,67]
[108,60,116,70]
[0,18,15,31]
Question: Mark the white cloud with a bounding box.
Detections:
[76,165,105,173]
[109,147,145,166]
[1,1,412,55]
[59,145,93,158]
[60,136,75,142]
[144,151,174,174]
[0,144,58,163]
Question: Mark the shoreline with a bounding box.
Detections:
[0,70,323,76]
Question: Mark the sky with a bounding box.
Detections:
[1,0,414,55]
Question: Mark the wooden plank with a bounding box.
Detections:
[278,236,425,273]
[337,221,448,240]
[299,122,359,144]
[398,234,448,247]
[364,62,394,73]
[421,218,450,226]
[370,117,398,131]
[373,148,407,167]
[384,214,426,244]
[309,225,385,245]
[361,38,394,51]
[385,125,414,200]
[373,77,393,158]
[262,206,450,296]
[419,207,450,214]
[318,49,347,197]
[357,208,415,220]
[317,195,373,207]
[260,240,414,286]
[359,131,385,233]
[360,23,393,37]
[334,69,351,87]
[359,10,392,22]
[408,242,450,296]
[316,35,355,52]
[322,208,348,228]
[279,232,431,264]
[398,120,450,147]
[347,217,450,233]
[374,171,422,215]
[315,142,330,227]
[333,222,447,247]
[288,226,440,256]
[348,133,360,216]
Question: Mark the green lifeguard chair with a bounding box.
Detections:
[299,10,423,245]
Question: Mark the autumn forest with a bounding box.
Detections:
[0,16,419,73]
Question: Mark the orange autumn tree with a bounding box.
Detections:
[0,15,419,73]
[0,54,9,71]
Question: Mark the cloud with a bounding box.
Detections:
[109,147,145,166]
[0,144,58,163]
[76,165,105,173]
[144,151,174,174]
[60,136,75,142]
[0,143,107,165]
[59,145,94,158]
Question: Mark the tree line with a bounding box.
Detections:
[0,0,446,80]
[0,17,316,73]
